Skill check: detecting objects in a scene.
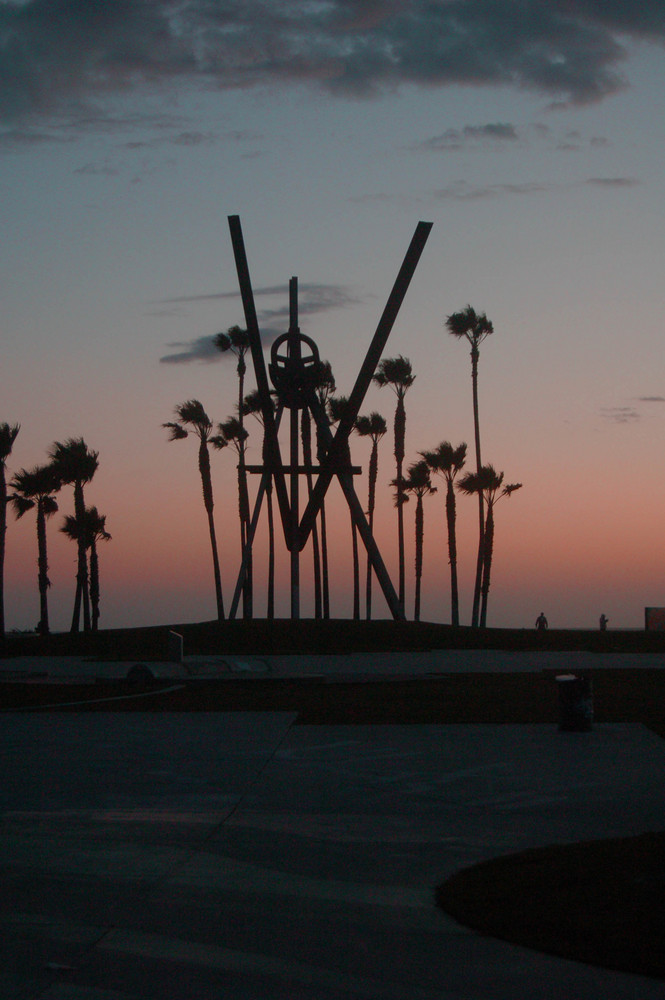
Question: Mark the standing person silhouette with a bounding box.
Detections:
[599,614,608,631]
[535,611,548,631]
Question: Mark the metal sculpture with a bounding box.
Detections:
[226,215,432,620]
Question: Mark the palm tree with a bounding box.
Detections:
[354,412,387,620]
[373,356,415,611]
[313,361,336,618]
[0,422,20,637]
[61,506,111,631]
[48,438,99,633]
[457,464,521,626]
[217,416,251,616]
[446,305,493,627]
[420,441,467,626]
[242,389,277,619]
[164,400,227,621]
[401,459,436,622]
[328,395,360,620]
[10,463,60,635]
[216,326,252,615]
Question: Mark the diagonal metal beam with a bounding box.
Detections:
[298,220,432,544]
[227,215,293,544]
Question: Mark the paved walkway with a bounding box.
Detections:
[2,647,665,682]
[0,711,664,998]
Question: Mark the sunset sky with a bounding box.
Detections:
[2,1,665,633]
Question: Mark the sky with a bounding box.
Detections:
[2,0,665,633]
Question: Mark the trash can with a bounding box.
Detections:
[555,673,593,732]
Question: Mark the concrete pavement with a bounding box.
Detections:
[0,709,664,997]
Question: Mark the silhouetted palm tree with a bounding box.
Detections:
[61,506,111,631]
[0,422,20,637]
[401,459,436,622]
[48,438,99,633]
[373,356,415,610]
[164,400,227,621]
[328,395,360,620]
[10,463,60,635]
[242,389,277,619]
[457,464,521,627]
[217,416,251,616]
[216,326,252,615]
[313,361,336,618]
[354,412,387,620]
[420,441,467,626]
[446,306,493,627]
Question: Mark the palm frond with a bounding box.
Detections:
[163,422,188,441]
[373,356,415,393]
[0,422,20,462]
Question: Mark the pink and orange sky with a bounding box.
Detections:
[2,1,665,632]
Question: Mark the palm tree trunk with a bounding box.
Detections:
[365,441,378,620]
[446,480,460,627]
[320,504,330,618]
[470,346,484,627]
[351,518,360,619]
[237,357,253,618]
[237,460,253,618]
[89,540,100,631]
[395,397,406,608]
[71,481,90,632]
[266,480,275,619]
[36,502,50,635]
[414,495,424,622]
[316,425,331,619]
[198,441,225,621]
[480,503,494,627]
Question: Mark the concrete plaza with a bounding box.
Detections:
[0,693,664,997]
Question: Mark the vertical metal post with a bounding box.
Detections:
[288,277,300,619]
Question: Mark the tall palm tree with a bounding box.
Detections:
[48,438,99,633]
[446,305,493,627]
[420,441,467,626]
[10,463,60,635]
[217,416,251,617]
[216,326,252,615]
[457,464,521,627]
[313,361,336,618]
[373,356,415,610]
[400,459,436,622]
[354,412,387,620]
[328,395,360,620]
[242,389,277,619]
[61,506,111,631]
[0,422,20,637]
[164,400,227,622]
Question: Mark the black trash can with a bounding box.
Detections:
[555,673,593,732]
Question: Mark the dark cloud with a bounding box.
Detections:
[434,180,551,200]
[638,396,665,402]
[601,406,640,423]
[159,282,363,363]
[1,0,663,130]
[413,121,609,154]
[586,176,639,186]
[414,123,519,152]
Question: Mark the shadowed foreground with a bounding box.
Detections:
[437,831,665,979]
[3,619,665,984]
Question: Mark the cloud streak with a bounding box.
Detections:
[159,282,363,363]
[2,0,664,132]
